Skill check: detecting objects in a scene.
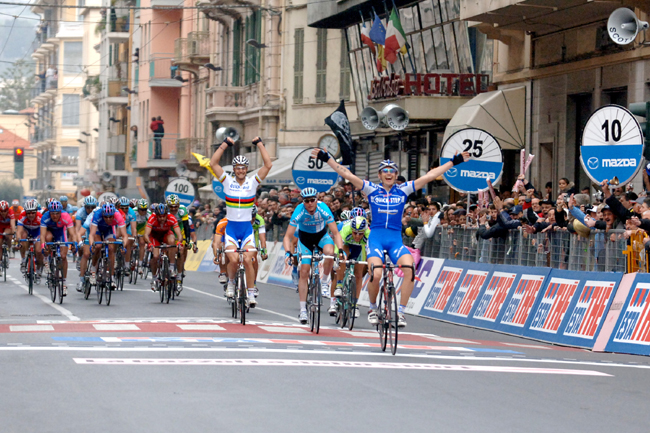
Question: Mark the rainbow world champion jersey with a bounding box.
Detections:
[218,172,260,222]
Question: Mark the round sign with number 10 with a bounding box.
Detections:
[580,104,643,185]
[440,128,503,193]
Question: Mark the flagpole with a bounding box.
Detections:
[360,10,382,76]
[390,0,417,74]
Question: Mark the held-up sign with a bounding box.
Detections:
[292,148,339,193]
[580,105,644,185]
[440,128,503,193]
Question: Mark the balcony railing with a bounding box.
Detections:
[50,155,78,166]
[107,17,130,33]
[30,126,56,144]
[148,133,180,161]
[176,137,206,162]
[206,86,246,109]
[149,53,181,85]
[174,38,190,64]
[188,31,210,59]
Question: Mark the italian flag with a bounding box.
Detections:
[360,22,376,55]
[384,9,407,64]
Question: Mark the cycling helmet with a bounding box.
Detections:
[49,200,62,212]
[109,196,119,205]
[154,203,168,216]
[350,207,366,218]
[251,204,258,218]
[137,199,149,210]
[300,187,318,199]
[378,160,398,172]
[350,216,368,233]
[24,199,38,212]
[59,195,68,203]
[11,199,19,206]
[0,201,8,211]
[339,210,351,222]
[232,155,249,167]
[84,196,97,207]
[129,198,137,208]
[166,194,180,206]
[101,203,115,216]
[119,196,130,207]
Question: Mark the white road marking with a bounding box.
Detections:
[176,324,225,331]
[93,324,140,331]
[71,358,612,376]
[7,275,79,321]
[182,285,300,323]
[9,325,55,332]
[502,343,552,350]
[259,326,309,334]
[424,336,480,345]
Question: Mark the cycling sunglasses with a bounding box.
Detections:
[381,168,397,174]
[303,198,316,203]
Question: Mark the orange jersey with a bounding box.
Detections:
[214,218,228,236]
[11,206,23,216]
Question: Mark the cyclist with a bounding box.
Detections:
[0,200,16,264]
[144,203,183,292]
[282,187,344,324]
[40,200,79,296]
[313,147,469,327]
[59,196,78,214]
[129,198,137,209]
[11,200,23,219]
[166,194,193,289]
[334,216,370,318]
[17,199,43,280]
[210,136,273,307]
[118,196,137,276]
[212,217,229,287]
[251,205,268,297]
[88,203,128,288]
[135,199,150,269]
[337,209,351,231]
[75,196,97,291]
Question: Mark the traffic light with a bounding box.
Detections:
[629,102,650,160]
[13,147,24,179]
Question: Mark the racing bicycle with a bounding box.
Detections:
[19,238,38,295]
[45,241,76,304]
[153,244,176,304]
[93,240,123,306]
[230,247,257,325]
[336,259,366,331]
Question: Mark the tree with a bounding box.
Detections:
[0,177,23,202]
[0,59,36,111]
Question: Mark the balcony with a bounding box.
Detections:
[102,17,130,43]
[176,138,206,164]
[49,155,79,173]
[107,134,127,154]
[150,0,184,7]
[83,75,101,107]
[149,53,183,87]
[106,64,128,104]
[147,133,180,168]
[173,38,192,66]
[30,77,57,105]
[56,22,83,38]
[188,31,210,62]
[205,84,271,122]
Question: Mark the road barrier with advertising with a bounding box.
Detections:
[186,239,650,356]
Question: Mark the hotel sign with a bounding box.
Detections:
[368,73,490,100]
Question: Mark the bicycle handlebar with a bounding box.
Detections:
[369,263,415,282]
[46,241,76,246]
[19,238,38,243]
[93,241,123,245]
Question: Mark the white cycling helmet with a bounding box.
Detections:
[232,155,249,167]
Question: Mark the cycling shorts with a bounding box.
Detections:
[297,229,333,265]
[150,230,173,247]
[225,220,254,249]
[346,244,363,261]
[24,228,40,240]
[47,227,67,243]
[95,226,116,240]
[0,223,12,232]
[367,228,410,264]
[137,225,146,236]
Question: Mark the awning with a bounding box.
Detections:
[442,86,526,150]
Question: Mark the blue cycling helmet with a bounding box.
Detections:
[119,196,130,207]
[49,200,62,212]
[59,195,68,203]
[101,203,116,216]
[378,160,398,172]
[351,207,366,218]
[301,187,318,199]
[350,216,368,232]
[84,196,97,207]
[154,203,168,215]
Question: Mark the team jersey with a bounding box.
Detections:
[361,180,416,231]
[75,206,95,223]
[11,206,23,217]
[17,210,42,231]
[40,211,74,230]
[0,209,15,225]
[289,202,334,233]
[214,218,228,236]
[339,222,370,246]
[136,210,150,232]
[90,209,126,230]
[61,204,78,214]
[218,171,260,222]
[252,214,266,247]
[170,205,189,236]
[146,213,179,232]
[83,208,101,231]
[119,207,137,234]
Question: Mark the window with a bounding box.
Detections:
[293,28,304,104]
[244,11,261,85]
[316,28,327,103]
[339,30,350,101]
[62,94,80,126]
[232,19,242,86]
[63,41,82,75]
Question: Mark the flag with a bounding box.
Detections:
[360,21,375,55]
[385,8,408,64]
[192,152,217,178]
[325,100,354,166]
[369,13,387,73]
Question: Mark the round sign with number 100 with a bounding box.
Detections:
[440,128,503,193]
[580,104,644,185]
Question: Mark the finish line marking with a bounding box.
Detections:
[71,358,612,375]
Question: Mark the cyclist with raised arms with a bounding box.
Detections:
[40,201,79,296]
[210,136,273,308]
[283,187,344,324]
[312,147,469,327]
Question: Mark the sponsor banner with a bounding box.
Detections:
[184,240,213,272]
[523,269,622,348]
[603,273,650,355]
[593,273,636,352]
[498,270,549,334]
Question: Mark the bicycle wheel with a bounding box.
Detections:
[3,251,7,282]
[83,274,91,300]
[55,259,64,305]
[378,285,388,352]
[162,260,170,304]
[105,268,112,306]
[388,284,398,355]
[166,278,173,304]
[27,252,34,295]
[96,258,105,305]
[347,278,357,331]
[142,251,150,280]
[308,276,317,332]
[48,256,57,302]
[312,276,321,334]
[131,256,139,285]
[238,270,246,325]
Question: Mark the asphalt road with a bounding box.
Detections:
[0,262,648,433]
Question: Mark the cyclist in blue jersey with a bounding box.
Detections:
[283,187,344,324]
[118,196,137,275]
[75,195,97,292]
[313,147,469,327]
[59,196,78,214]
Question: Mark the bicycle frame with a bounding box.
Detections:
[231,247,257,325]
[45,241,76,304]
